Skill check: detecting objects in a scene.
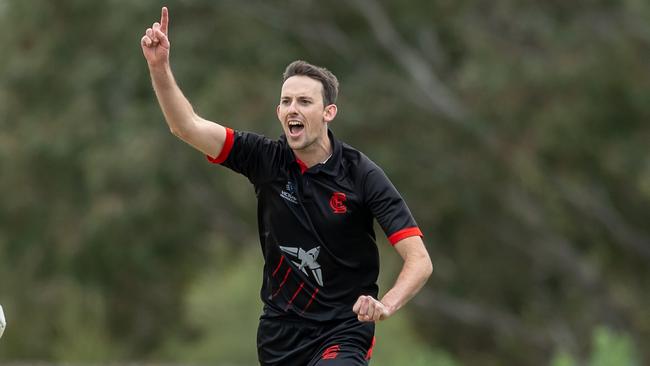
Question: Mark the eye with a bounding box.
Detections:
[300,99,311,105]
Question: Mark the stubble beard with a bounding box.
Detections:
[288,135,315,152]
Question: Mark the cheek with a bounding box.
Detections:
[307,110,322,124]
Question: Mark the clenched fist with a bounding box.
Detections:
[353,295,392,322]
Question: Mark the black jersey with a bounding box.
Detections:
[208,128,422,322]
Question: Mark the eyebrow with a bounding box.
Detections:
[280,95,313,100]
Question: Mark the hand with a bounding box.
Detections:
[353,295,391,322]
[141,7,171,68]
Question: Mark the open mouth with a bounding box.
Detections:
[288,121,305,136]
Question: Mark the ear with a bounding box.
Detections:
[276,104,282,121]
[323,104,338,123]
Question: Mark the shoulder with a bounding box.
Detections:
[232,130,291,156]
[222,130,292,183]
[339,141,389,197]
[340,141,382,175]
[234,130,284,146]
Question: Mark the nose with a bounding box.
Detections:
[286,100,299,115]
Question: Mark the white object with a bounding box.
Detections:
[0,305,5,339]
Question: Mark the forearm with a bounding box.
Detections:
[380,235,433,318]
[380,249,432,315]
[147,63,226,157]
[141,8,226,158]
[149,64,197,138]
[353,237,432,322]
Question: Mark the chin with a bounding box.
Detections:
[288,142,304,151]
[288,139,310,151]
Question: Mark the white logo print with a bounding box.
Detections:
[279,246,324,286]
[280,180,298,204]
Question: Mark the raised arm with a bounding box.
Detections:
[141,7,227,158]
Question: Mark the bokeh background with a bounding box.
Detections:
[1,0,649,365]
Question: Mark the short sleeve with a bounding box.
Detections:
[207,129,284,185]
[363,162,423,245]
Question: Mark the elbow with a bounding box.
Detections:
[169,126,186,138]
[169,119,195,139]
[418,249,433,282]
[168,113,198,139]
[423,255,433,280]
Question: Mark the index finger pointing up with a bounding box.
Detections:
[160,6,169,35]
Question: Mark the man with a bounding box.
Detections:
[141,7,432,365]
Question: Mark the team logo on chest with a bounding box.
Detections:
[279,246,324,286]
[329,192,347,214]
[280,180,298,204]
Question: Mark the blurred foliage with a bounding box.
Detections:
[551,327,639,366]
[1,0,650,365]
[156,244,263,364]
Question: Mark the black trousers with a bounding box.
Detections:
[257,316,375,365]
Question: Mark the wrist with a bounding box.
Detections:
[148,61,171,75]
[379,297,400,317]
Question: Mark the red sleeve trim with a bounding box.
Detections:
[206,127,234,164]
[388,227,423,246]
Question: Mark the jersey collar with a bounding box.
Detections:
[284,129,343,176]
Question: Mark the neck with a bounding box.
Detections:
[294,133,332,168]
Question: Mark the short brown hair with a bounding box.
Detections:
[282,60,339,105]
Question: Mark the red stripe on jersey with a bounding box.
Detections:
[285,282,305,310]
[272,255,285,277]
[301,288,320,315]
[365,336,376,360]
[206,127,235,164]
[388,227,423,245]
[272,267,292,298]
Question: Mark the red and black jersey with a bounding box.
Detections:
[208,128,422,322]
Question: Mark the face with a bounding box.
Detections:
[277,75,337,151]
